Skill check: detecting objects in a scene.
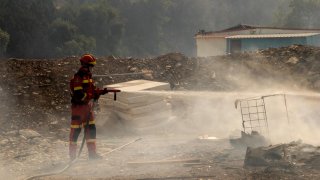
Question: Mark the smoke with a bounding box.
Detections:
[267,92,320,145]
[182,91,320,145]
[170,92,242,136]
[110,0,289,57]
[126,90,320,146]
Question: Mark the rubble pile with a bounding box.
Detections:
[0,129,67,178]
[244,140,320,178]
[0,53,195,132]
[1,45,320,132]
[258,45,320,89]
[230,131,270,148]
[102,53,196,86]
[245,140,320,168]
[191,45,320,91]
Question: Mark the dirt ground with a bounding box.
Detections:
[1,45,320,179]
[30,135,245,180]
[4,133,320,180]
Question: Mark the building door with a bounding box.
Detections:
[230,40,241,53]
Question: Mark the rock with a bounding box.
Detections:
[129,67,138,72]
[244,144,286,167]
[244,141,320,170]
[5,130,19,136]
[305,155,320,169]
[38,138,50,146]
[0,139,9,145]
[244,147,269,167]
[29,137,43,144]
[175,62,182,67]
[107,55,116,60]
[50,120,58,125]
[230,131,270,148]
[286,56,300,64]
[263,144,285,160]
[211,71,216,79]
[19,129,41,139]
[20,135,28,140]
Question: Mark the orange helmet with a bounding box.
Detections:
[80,54,96,66]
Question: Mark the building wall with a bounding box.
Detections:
[195,28,320,57]
[241,37,307,52]
[227,37,307,53]
[196,38,226,57]
[307,35,320,46]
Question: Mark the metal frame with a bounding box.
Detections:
[235,94,290,136]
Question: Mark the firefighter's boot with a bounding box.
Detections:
[89,153,103,160]
[87,141,102,160]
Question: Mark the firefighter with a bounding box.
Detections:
[69,54,107,160]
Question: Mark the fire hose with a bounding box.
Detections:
[25,89,142,180]
[25,137,141,180]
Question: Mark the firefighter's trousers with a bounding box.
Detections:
[69,104,96,160]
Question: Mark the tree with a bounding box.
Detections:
[0,0,302,58]
[0,0,55,58]
[48,18,77,56]
[275,0,320,28]
[0,28,9,57]
[57,0,123,55]
[55,35,96,57]
[110,0,173,57]
[74,1,123,56]
[162,0,213,56]
[112,0,282,57]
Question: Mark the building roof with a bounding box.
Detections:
[196,24,320,36]
[225,33,320,39]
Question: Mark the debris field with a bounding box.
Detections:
[1,45,320,179]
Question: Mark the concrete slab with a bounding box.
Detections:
[98,80,172,131]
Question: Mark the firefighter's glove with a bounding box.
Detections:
[93,90,101,100]
[94,88,108,101]
[100,88,108,95]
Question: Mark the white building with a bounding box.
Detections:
[195,24,320,57]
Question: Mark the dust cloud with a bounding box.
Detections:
[266,93,320,145]
[130,90,320,146]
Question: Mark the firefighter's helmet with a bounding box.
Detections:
[80,54,96,66]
